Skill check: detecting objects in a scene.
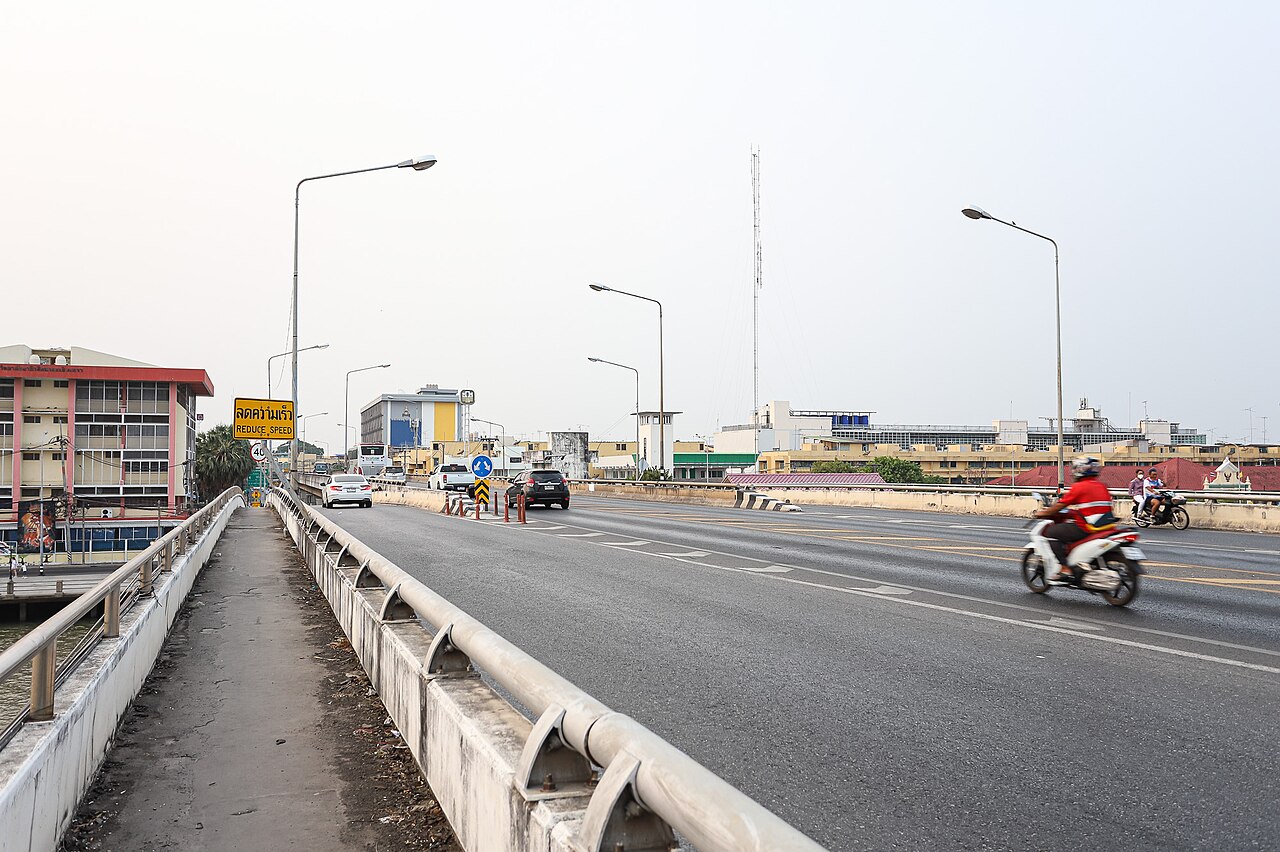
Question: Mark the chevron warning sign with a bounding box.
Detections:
[473,478,490,506]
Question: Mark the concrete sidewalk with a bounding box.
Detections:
[61,508,457,851]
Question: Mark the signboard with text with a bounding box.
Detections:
[233,397,295,441]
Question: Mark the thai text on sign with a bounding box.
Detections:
[233,397,295,440]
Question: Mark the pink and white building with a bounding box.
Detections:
[1,345,214,554]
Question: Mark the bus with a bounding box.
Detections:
[356,443,391,477]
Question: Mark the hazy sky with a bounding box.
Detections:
[5,2,1278,449]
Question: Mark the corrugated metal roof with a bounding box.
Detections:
[726,473,887,485]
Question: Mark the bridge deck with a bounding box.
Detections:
[59,508,456,851]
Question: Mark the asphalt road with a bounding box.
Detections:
[320,495,1280,851]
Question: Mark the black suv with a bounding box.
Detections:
[506,470,570,509]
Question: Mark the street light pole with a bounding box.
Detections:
[268,344,328,399]
[291,155,436,479]
[588,357,641,480]
[298,412,328,471]
[344,364,391,463]
[962,206,1065,490]
[589,284,665,472]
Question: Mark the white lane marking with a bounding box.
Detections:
[442,508,1280,664]
[601,540,651,547]
[705,565,1280,676]
[662,550,710,557]
[741,565,793,574]
[856,585,912,596]
[536,525,567,530]
[1044,618,1104,632]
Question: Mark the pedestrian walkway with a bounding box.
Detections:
[61,508,457,851]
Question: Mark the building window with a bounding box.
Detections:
[23,415,41,424]
[23,452,40,461]
[50,452,65,461]
[54,380,69,388]
[53,416,68,424]
[616,443,627,451]
[24,380,42,387]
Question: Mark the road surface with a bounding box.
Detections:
[320,495,1280,850]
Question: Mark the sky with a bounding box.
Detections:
[4,2,1278,450]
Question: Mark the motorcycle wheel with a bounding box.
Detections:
[1020,551,1050,594]
[1101,555,1140,607]
[1132,512,1150,528]
[1171,506,1190,531]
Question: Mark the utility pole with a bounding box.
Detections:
[752,146,762,452]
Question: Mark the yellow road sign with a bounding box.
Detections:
[233,397,295,440]
[474,478,490,505]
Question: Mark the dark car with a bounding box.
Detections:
[506,470,570,509]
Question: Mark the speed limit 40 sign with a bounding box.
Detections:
[250,442,268,463]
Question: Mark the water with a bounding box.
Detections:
[0,619,97,726]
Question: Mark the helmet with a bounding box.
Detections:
[1071,456,1102,479]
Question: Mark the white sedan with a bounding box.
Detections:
[322,474,373,508]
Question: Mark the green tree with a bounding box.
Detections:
[864,456,929,484]
[639,467,670,481]
[195,425,255,498]
[811,460,857,474]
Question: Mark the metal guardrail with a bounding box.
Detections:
[269,486,823,851]
[569,477,1280,505]
[0,488,244,751]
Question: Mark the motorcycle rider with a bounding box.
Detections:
[1142,468,1165,520]
[1128,469,1146,517]
[1034,456,1116,579]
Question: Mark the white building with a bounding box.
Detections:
[714,401,871,454]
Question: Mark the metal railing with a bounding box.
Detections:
[568,477,1280,505]
[269,486,823,851]
[0,488,244,751]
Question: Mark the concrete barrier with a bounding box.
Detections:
[0,499,242,852]
[567,480,1280,534]
[572,480,741,508]
[753,488,1280,533]
[373,485,448,513]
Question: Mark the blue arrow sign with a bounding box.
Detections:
[471,455,493,478]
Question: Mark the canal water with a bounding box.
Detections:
[0,619,97,726]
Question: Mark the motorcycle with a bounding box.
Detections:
[1131,490,1190,530]
[1022,494,1145,607]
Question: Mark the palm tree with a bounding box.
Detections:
[194,425,255,498]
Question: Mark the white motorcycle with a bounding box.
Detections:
[1022,494,1145,607]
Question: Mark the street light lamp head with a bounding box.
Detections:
[961,206,992,220]
[398,156,438,171]
[588,283,611,292]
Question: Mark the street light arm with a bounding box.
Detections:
[984,214,1059,256]
[296,163,405,196]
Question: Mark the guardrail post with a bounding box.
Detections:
[30,642,56,721]
[504,499,510,523]
[519,493,527,524]
[55,579,64,596]
[141,555,155,597]
[475,500,481,521]
[178,526,189,554]
[104,582,122,638]
[163,539,174,573]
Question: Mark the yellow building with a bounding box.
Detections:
[759,438,1280,484]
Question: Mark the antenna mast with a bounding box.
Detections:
[752,146,762,442]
